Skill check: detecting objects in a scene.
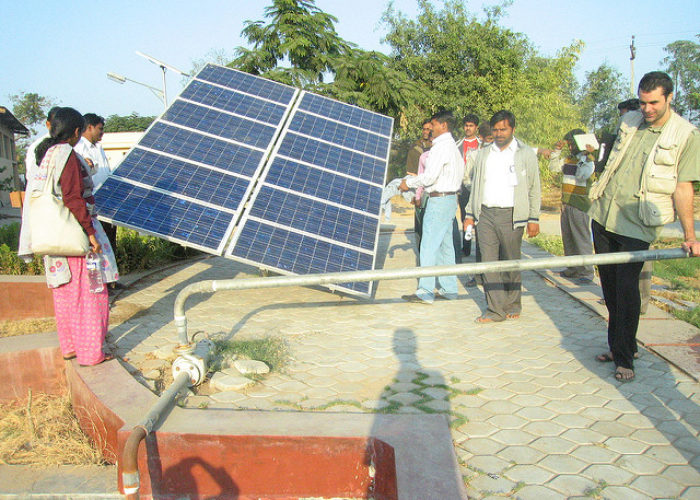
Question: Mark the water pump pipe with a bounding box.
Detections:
[173,247,692,347]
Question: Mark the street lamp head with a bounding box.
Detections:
[107,72,127,84]
[135,50,190,77]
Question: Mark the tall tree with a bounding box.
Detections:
[381,0,582,144]
[663,36,700,124]
[577,63,628,134]
[232,0,351,87]
[10,92,56,136]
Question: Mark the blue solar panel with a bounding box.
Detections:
[96,178,234,251]
[233,219,373,294]
[96,65,392,297]
[276,132,386,185]
[181,80,288,125]
[287,112,390,158]
[298,93,393,136]
[139,123,263,178]
[227,90,393,296]
[197,64,296,104]
[96,64,297,254]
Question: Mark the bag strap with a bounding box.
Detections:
[41,149,58,195]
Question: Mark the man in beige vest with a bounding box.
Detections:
[588,71,700,382]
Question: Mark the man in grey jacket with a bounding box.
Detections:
[464,110,541,323]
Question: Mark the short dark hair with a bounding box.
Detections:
[35,107,85,164]
[431,110,455,132]
[617,98,640,111]
[478,122,491,137]
[46,106,61,123]
[638,71,673,97]
[83,113,105,127]
[564,128,586,155]
[463,113,479,126]
[421,118,431,127]
[490,110,516,129]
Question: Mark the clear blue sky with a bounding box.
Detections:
[2,0,697,121]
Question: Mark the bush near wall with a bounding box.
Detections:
[0,223,199,276]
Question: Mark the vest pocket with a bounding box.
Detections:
[639,191,675,226]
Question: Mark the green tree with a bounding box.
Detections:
[9,92,56,136]
[663,37,700,124]
[9,92,56,172]
[381,0,582,147]
[104,113,155,133]
[577,63,628,134]
[231,0,351,87]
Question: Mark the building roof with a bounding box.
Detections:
[0,106,29,135]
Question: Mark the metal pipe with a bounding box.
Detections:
[174,248,691,347]
[121,371,191,498]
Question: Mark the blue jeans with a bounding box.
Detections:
[415,195,459,302]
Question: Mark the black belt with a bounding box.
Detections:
[429,191,457,198]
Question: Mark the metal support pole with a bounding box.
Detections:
[173,248,691,349]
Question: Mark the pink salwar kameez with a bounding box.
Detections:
[51,256,109,365]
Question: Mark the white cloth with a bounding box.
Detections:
[381,178,416,221]
[482,140,518,208]
[405,132,463,193]
[74,137,110,188]
[18,134,49,260]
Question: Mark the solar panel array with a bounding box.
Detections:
[95,65,297,254]
[227,91,392,295]
[96,64,393,296]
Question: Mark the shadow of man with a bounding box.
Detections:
[366,327,467,499]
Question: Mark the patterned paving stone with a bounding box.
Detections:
[461,438,505,455]
[570,444,620,463]
[456,421,499,438]
[504,464,554,484]
[467,455,510,474]
[602,485,653,500]
[498,445,546,465]
[604,437,649,454]
[538,454,587,474]
[467,474,516,495]
[387,392,422,405]
[522,421,567,438]
[486,414,528,429]
[512,485,564,500]
[490,429,536,446]
[615,454,666,475]
[630,475,685,498]
[545,474,597,497]
[529,437,577,454]
[559,428,607,445]
[580,464,634,485]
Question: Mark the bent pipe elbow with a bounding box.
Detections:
[122,426,147,499]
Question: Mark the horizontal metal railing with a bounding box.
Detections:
[172,247,693,348]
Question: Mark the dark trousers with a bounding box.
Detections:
[459,187,472,257]
[592,220,649,370]
[477,206,523,319]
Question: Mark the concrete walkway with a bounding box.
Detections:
[98,208,700,499]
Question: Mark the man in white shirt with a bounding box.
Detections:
[399,110,465,304]
[74,113,110,187]
[74,113,121,288]
[465,110,541,323]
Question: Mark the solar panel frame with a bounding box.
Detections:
[96,64,299,254]
[225,91,393,296]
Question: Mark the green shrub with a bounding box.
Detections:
[528,234,565,256]
[0,223,199,276]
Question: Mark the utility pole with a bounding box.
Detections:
[630,35,636,96]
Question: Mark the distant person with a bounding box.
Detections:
[464,110,541,323]
[588,71,700,382]
[547,129,596,282]
[75,113,122,290]
[406,120,432,246]
[18,106,60,262]
[31,107,119,366]
[456,114,481,228]
[399,110,464,304]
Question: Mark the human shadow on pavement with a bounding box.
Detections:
[365,327,467,498]
[526,259,700,477]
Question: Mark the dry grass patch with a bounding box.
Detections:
[0,317,56,338]
[0,390,105,466]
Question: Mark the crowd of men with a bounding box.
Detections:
[398,70,700,383]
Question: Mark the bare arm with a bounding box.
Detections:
[673,181,697,242]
